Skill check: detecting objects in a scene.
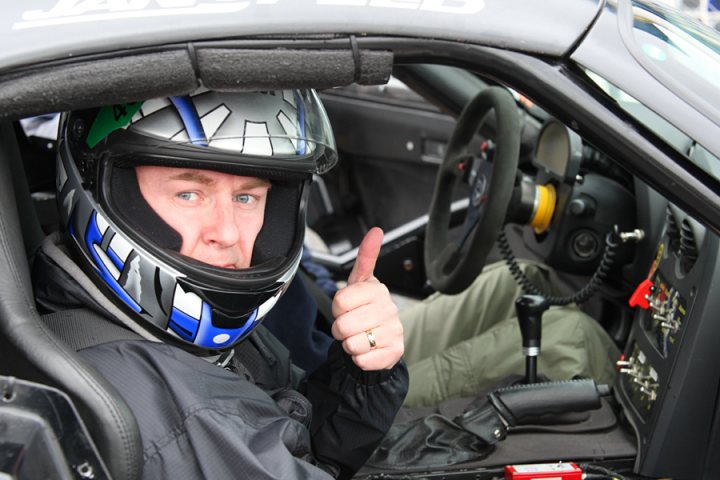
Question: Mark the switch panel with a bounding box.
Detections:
[619,343,659,420]
[640,272,688,357]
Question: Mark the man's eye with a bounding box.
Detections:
[234,194,255,205]
[177,192,199,201]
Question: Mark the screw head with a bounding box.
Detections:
[76,461,95,479]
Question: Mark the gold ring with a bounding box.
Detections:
[366,330,377,349]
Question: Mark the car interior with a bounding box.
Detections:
[307,65,720,480]
[1,35,719,480]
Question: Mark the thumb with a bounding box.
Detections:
[348,227,384,285]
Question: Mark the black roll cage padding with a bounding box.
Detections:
[0,121,143,480]
[0,42,394,121]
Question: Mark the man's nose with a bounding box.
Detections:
[206,201,241,247]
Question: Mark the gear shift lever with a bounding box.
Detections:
[515,294,550,384]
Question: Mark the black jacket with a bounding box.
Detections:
[33,239,409,479]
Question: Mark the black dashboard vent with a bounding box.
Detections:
[679,219,699,272]
[666,206,681,254]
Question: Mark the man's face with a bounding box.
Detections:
[135,166,270,269]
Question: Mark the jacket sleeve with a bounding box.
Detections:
[303,341,409,479]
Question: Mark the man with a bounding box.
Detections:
[33,90,407,479]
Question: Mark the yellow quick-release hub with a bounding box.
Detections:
[530,183,556,234]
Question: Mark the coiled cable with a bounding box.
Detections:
[496,225,620,306]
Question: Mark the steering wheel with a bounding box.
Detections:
[424,86,521,294]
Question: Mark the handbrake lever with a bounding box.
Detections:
[489,378,611,427]
[456,378,611,445]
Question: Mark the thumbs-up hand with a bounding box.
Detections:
[331,227,404,371]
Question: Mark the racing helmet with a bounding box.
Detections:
[57,89,337,351]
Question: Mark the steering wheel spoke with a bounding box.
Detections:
[457,205,482,251]
[457,145,497,249]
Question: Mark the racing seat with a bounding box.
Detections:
[0,121,142,480]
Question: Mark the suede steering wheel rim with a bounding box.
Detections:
[424,87,521,294]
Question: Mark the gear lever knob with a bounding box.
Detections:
[515,294,550,383]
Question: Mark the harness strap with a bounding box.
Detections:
[40,308,144,351]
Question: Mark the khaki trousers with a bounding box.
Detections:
[400,261,621,407]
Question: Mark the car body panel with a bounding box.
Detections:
[571,2,720,169]
[0,0,602,71]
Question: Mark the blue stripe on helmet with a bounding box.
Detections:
[106,246,125,271]
[85,212,141,313]
[194,306,259,348]
[169,307,200,341]
[169,96,208,146]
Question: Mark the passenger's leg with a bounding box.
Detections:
[400,261,549,365]
[403,307,620,407]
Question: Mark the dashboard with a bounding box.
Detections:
[616,198,720,479]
